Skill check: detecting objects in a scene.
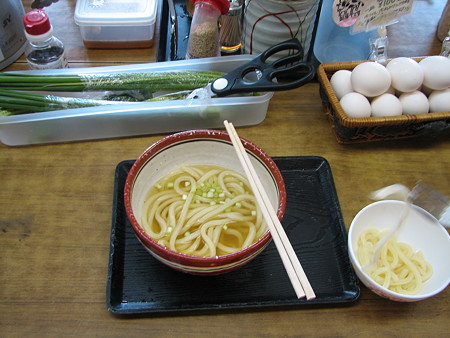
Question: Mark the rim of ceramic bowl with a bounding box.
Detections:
[348,200,450,301]
[124,129,287,268]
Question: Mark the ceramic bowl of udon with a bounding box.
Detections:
[348,200,450,302]
[124,129,286,275]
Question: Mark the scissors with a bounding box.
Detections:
[210,39,315,97]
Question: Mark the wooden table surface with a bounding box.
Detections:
[1,0,449,336]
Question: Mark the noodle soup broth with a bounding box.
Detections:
[141,164,268,257]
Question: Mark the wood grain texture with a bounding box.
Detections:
[0,0,449,336]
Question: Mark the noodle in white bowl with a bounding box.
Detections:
[348,200,450,302]
[357,228,433,295]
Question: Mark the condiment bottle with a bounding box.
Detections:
[186,0,195,16]
[23,9,68,70]
[440,30,450,57]
[186,0,230,59]
[219,0,243,54]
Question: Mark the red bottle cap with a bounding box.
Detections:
[193,0,230,15]
[23,9,51,36]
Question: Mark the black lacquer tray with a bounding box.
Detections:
[106,157,359,315]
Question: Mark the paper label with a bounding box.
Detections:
[332,0,414,32]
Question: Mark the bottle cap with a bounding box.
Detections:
[193,0,230,15]
[23,9,53,38]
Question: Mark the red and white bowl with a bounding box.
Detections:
[124,129,286,275]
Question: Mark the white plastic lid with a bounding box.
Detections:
[74,0,157,26]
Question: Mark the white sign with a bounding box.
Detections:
[332,0,414,32]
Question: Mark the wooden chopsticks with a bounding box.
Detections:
[224,120,316,300]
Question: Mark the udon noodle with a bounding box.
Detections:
[357,228,433,295]
[140,165,268,257]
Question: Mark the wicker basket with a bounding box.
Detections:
[317,59,450,144]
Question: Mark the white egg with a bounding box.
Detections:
[386,57,424,93]
[330,70,353,100]
[399,91,430,115]
[351,61,391,97]
[428,88,450,113]
[340,92,371,118]
[371,93,403,117]
[419,56,450,90]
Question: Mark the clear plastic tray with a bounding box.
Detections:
[0,56,273,146]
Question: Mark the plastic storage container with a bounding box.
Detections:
[74,0,158,48]
[0,55,274,146]
[313,0,376,64]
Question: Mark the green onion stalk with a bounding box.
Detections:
[0,70,224,92]
[0,88,213,116]
[0,70,225,115]
[0,89,133,114]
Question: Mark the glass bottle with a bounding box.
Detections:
[186,0,195,16]
[369,26,389,65]
[440,30,450,57]
[23,9,68,70]
[186,0,230,59]
[219,0,243,54]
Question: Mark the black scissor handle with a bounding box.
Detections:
[211,39,315,97]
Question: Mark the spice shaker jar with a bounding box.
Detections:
[23,9,68,70]
[441,30,450,57]
[219,0,243,53]
[186,0,230,59]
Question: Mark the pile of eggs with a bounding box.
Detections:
[330,56,450,118]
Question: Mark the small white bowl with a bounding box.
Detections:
[348,200,450,302]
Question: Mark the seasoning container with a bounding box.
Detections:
[186,0,195,16]
[74,0,158,49]
[219,0,243,53]
[0,0,27,70]
[23,9,68,70]
[441,30,450,57]
[186,0,230,59]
